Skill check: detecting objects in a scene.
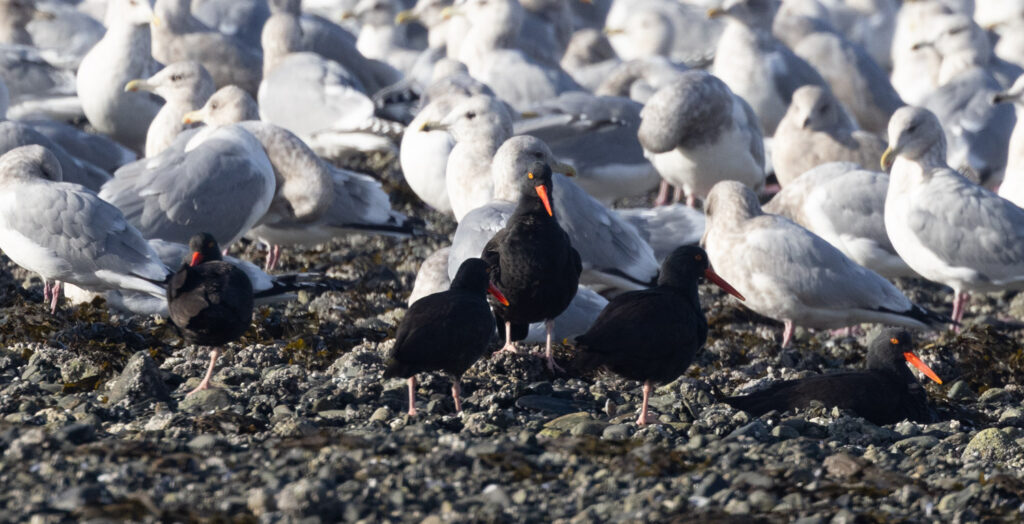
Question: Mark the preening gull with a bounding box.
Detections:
[0,145,169,313]
[771,85,887,187]
[0,121,111,191]
[125,60,215,157]
[76,0,162,153]
[702,181,945,348]
[882,106,1024,326]
[638,70,765,207]
[763,162,915,279]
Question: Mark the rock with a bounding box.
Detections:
[947,380,975,401]
[724,499,750,515]
[59,357,103,383]
[771,424,799,439]
[515,395,583,415]
[276,478,328,516]
[247,487,275,517]
[961,427,1021,462]
[369,407,391,423]
[979,387,1010,404]
[570,420,608,437]
[105,352,170,405]
[937,484,981,515]
[823,453,864,479]
[481,484,512,508]
[272,416,318,438]
[178,389,232,412]
[542,412,593,436]
[187,434,227,452]
[602,424,633,441]
[49,485,108,512]
[694,473,727,498]
[748,490,778,512]
[731,472,774,490]
[892,435,939,452]
[57,422,96,444]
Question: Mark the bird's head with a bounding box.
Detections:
[187,232,223,266]
[868,328,943,384]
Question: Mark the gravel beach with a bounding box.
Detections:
[2,156,1024,523]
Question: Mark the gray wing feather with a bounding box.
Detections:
[448,201,515,281]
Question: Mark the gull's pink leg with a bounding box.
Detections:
[187,347,220,397]
[267,245,282,271]
[451,378,463,413]
[407,375,418,416]
[781,320,794,348]
[952,291,970,332]
[685,192,696,208]
[636,381,659,426]
[42,280,51,304]
[496,321,517,354]
[49,281,62,314]
[543,319,564,373]
[654,180,672,206]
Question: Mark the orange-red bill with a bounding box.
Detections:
[704,268,745,301]
[487,283,509,306]
[903,352,942,384]
[535,184,553,216]
[190,251,203,267]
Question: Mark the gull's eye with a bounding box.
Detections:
[465,111,476,120]
[171,73,183,82]
[210,101,220,110]
[948,27,966,36]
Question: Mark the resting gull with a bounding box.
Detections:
[771,85,887,187]
[702,180,945,348]
[0,145,169,313]
[125,60,215,157]
[76,0,162,153]
[99,122,276,249]
[183,85,419,270]
[882,106,1024,326]
[709,0,830,135]
[993,75,1024,208]
[151,0,263,96]
[763,162,915,279]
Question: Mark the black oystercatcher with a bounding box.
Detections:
[167,233,254,396]
[483,160,582,372]
[574,246,745,425]
[384,258,509,416]
[724,328,942,425]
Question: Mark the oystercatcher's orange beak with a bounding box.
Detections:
[487,283,509,306]
[704,267,745,301]
[903,352,943,384]
[190,251,203,267]
[535,184,553,216]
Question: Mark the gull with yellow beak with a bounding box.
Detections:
[882,106,1024,327]
[124,61,214,157]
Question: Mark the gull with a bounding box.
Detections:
[882,106,1024,326]
[703,180,946,347]
[124,61,215,157]
[0,145,169,313]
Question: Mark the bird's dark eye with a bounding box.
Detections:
[211,102,220,109]
[533,151,542,158]
[907,124,918,133]
[465,111,476,119]
[171,74,183,82]
[949,27,966,36]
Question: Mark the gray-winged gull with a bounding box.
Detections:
[76,0,162,154]
[344,0,420,75]
[191,0,270,49]
[702,181,945,348]
[916,14,1018,188]
[258,11,399,159]
[594,56,688,104]
[514,92,661,202]
[423,95,514,221]
[99,122,276,248]
[616,204,706,263]
[763,162,915,278]
[183,85,419,269]
[559,28,620,93]
[605,0,722,67]
[638,70,765,207]
[994,75,1024,208]
[0,145,170,313]
[151,0,263,96]
[882,106,1024,326]
[125,60,215,157]
[0,120,111,190]
[408,246,452,306]
[709,0,830,135]
[771,85,887,186]
[447,0,580,111]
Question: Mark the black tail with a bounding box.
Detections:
[339,216,426,238]
[254,273,328,300]
[879,303,951,329]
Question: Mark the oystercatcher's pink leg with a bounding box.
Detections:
[187,347,220,397]
[636,381,659,426]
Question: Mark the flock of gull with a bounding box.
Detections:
[1,0,1024,424]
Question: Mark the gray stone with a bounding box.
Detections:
[723,499,750,515]
[732,471,774,490]
[515,395,584,415]
[178,388,232,412]
[570,420,608,437]
[694,473,727,498]
[823,453,864,479]
[938,484,981,514]
[59,357,103,383]
[272,416,318,438]
[276,478,327,515]
[892,435,940,452]
[187,434,227,452]
[369,407,391,423]
[771,424,799,439]
[105,352,170,405]
[748,489,777,512]
[602,424,633,441]
[481,484,512,508]
[947,380,975,401]
[961,427,1021,462]
[979,387,1010,404]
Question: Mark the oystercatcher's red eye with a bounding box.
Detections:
[694,254,702,261]
[890,337,900,345]
[528,172,534,179]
